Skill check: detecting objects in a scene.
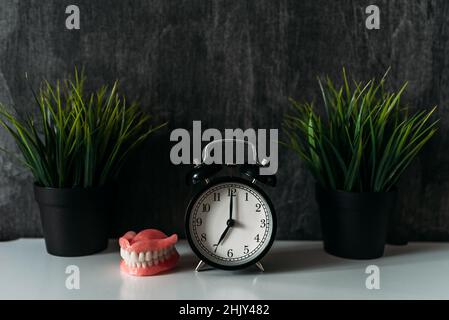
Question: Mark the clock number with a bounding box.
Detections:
[195,217,203,226]
[243,245,249,254]
[228,188,236,197]
[213,193,221,201]
[255,203,262,212]
[245,192,249,201]
[260,219,266,228]
[227,249,234,258]
[254,234,260,242]
[213,244,218,253]
[202,203,210,212]
[201,233,207,242]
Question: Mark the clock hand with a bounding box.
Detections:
[214,219,235,251]
[234,191,238,221]
[229,192,233,220]
[213,194,236,252]
[216,225,230,246]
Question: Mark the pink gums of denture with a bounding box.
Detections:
[119,229,179,276]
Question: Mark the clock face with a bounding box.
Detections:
[186,178,276,269]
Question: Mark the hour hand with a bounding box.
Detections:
[216,224,230,247]
[214,219,235,251]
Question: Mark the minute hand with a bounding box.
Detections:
[215,195,235,247]
[229,191,233,220]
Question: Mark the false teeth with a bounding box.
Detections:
[120,246,175,265]
[119,229,179,276]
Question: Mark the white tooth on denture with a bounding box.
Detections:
[121,246,174,267]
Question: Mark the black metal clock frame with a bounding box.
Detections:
[185,176,277,271]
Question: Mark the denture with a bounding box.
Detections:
[119,229,179,276]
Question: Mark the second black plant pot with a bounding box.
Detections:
[34,184,112,257]
[316,185,397,259]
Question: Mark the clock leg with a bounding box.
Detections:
[195,260,265,272]
[195,260,213,272]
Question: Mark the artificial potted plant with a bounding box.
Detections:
[283,70,438,259]
[0,69,165,256]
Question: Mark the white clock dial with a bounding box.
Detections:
[187,180,275,268]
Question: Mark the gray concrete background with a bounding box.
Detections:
[0,0,448,240]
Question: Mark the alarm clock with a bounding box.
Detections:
[185,139,277,271]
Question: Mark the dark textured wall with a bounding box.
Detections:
[0,0,448,240]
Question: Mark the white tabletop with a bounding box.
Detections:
[0,239,448,299]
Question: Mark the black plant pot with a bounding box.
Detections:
[34,184,112,257]
[316,185,397,259]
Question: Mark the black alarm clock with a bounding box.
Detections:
[185,139,277,271]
